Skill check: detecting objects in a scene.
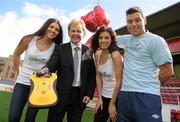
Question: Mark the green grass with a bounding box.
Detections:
[0,91,95,122]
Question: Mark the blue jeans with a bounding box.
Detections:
[8,83,39,122]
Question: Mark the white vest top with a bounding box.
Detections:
[98,52,116,98]
[16,37,55,85]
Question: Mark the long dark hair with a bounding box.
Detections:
[27,18,63,45]
[91,26,118,53]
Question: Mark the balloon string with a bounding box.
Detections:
[98,0,100,6]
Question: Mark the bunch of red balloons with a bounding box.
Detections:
[81,6,110,32]
[81,5,110,47]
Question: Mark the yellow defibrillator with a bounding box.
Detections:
[28,73,57,107]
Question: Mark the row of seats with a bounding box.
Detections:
[163,79,180,87]
[160,86,180,105]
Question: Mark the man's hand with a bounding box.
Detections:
[159,63,174,85]
[82,96,90,104]
[36,67,49,77]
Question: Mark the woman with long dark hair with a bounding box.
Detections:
[91,26,123,122]
[8,18,63,122]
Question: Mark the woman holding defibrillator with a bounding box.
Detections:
[8,18,63,122]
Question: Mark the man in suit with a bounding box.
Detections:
[46,19,96,122]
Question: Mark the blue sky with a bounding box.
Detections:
[0,0,179,57]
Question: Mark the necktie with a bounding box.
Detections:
[73,47,79,84]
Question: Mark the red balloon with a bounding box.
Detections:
[85,23,98,32]
[85,35,94,48]
[81,5,110,32]
[93,6,110,26]
[81,11,98,32]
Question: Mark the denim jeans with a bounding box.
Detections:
[8,83,39,122]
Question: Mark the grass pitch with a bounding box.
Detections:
[0,91,95,122]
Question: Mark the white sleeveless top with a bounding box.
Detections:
[16,37,55,85]
[98,51,116,98]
